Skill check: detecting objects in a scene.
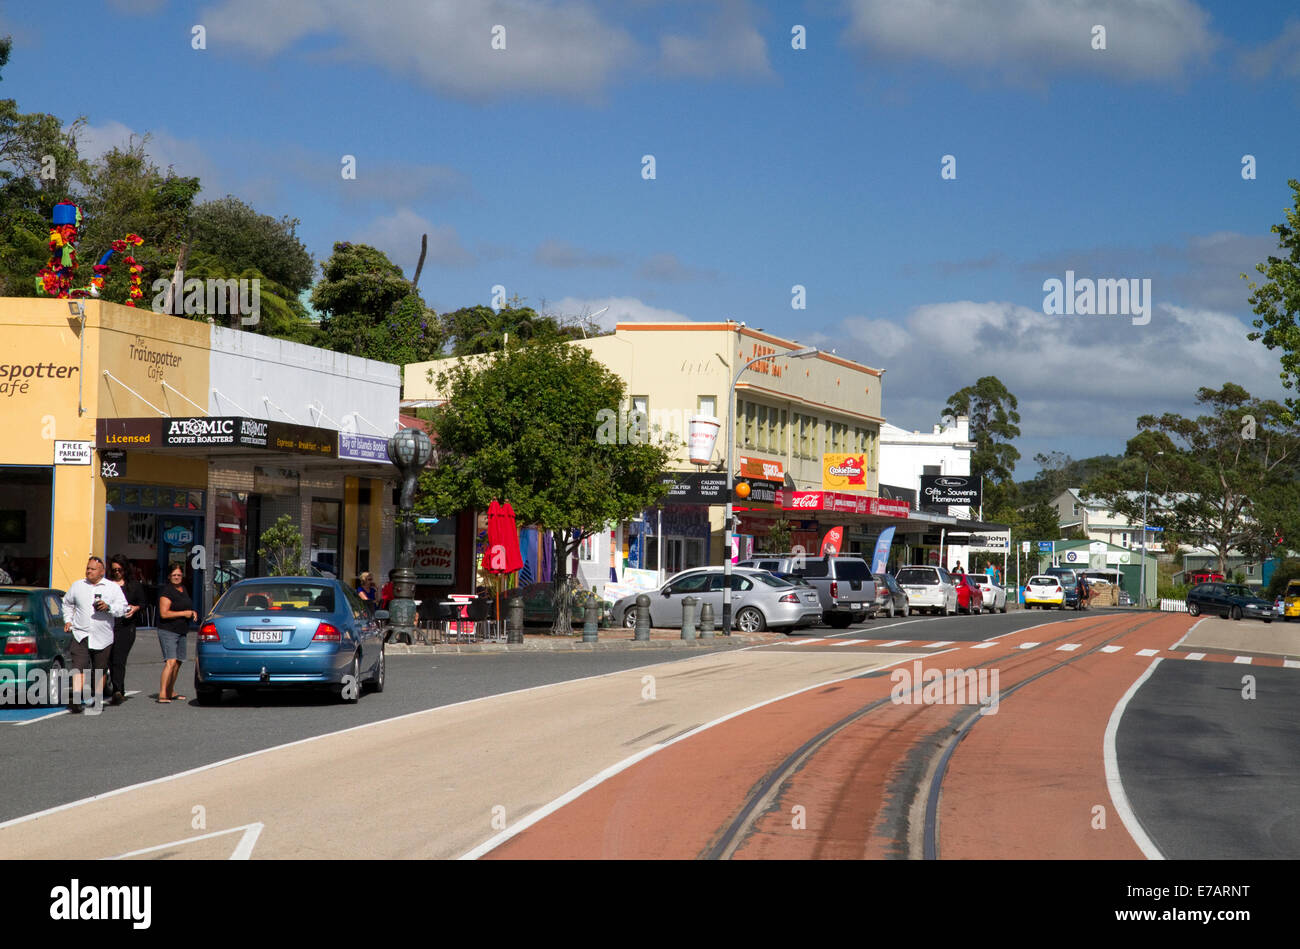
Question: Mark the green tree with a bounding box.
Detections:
[417,340,672,632]
[1083,383,1300,576]
[438,299,592,357]
[190,196,314,294]
[310,242,442,363]
[1245,178,1300,418]
[764,518,794,554]
[257,514,304,576]
[943,376,1022,511]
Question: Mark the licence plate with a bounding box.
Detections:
[249,630,284,643]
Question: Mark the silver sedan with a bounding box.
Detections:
[614,567,823,633]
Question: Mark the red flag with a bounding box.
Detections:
[819,526,844,556]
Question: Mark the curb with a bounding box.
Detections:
[382,632,779,654]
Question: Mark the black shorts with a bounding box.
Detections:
[69,637,111,672]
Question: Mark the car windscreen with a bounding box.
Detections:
[216,582,335,613]
[895,569,937,585]
[833,559,872,581]
[0,593,30,616]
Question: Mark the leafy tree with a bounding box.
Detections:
[943,376,1022,511]
[310,242,442,363]
[1083,383,1300,576]
[439,298,595,356]
[764,518,794,554]
[189,195,315,294]
[179,251,321,344]
[1244,178,1300,418]
[257,514,304,576]
[417,340,673,632]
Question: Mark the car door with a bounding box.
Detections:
[341,585,376,674]
[44,592,70,662]
[658,572,711,626]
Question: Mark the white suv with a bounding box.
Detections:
[970,572,1008,613]
[893,566,958,616]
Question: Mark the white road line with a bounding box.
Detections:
[106,822,264,861]
[1056,644,1081,652]
[1136,649,1159,657]
[0,649,743,832]
[1018,642,1040,649]
[459,647,964,860]
[13,709,69,726]
[1100,645,1123,653]
[788,638,828,645]
[879,640,911,648]
[1104,659,1165,860]
[1184,653,1205,661]
[922,641,954,649]
[830,639,865,646]
[971,642,998,649]
[1233,656,1253,664]
[1284,659,1300,669]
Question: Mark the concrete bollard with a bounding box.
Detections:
[582,600,599,643]
[507,597,524,644]
[681,596,698,640]
[634,594,650,641]
[699,602,715,638]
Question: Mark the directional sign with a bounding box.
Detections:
[1037,541,1054,553]
[1143,526,1164,532]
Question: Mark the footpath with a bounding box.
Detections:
[384,627,788,654]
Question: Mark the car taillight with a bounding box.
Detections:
[199,623,220,642]
[831,581,839,598]
[779,593,799,603]
[3,635,36,655]
[313,622,341,642]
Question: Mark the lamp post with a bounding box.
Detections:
[386,427,433,643]
[723,342,818,636]
[1138,450,1163,609]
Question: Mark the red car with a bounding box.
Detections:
[955,574,985,614]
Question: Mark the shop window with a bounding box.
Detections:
[311,498,341,576]
[779,410,788,453]
[578,532,597,561]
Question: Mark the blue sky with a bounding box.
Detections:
[3,0,1299,476]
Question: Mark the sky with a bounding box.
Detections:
[3,0,1299,477]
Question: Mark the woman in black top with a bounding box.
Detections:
[107,554,145,705]
[157,564,197,703]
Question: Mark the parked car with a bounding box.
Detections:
[892,565,958,616]
[612,567,822,633]
[1186,582,1275,623]
[1024,575,1067,609]
[194,577,387,704]
[500,581,612,627]
[737,554,877,627]
[0,586,70,702]
[1282,579,1300,621]
[969,572,1008,613]
[954,573,985,614]
[872,572,910,618]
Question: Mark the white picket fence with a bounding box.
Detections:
[1159,598,1189,612]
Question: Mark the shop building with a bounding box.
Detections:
[0,299,401,611]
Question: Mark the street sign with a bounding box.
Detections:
[54,441,92,465]
[1143,526,1164,532]
[1021,541,1030,553]
[1037,541,1054,553]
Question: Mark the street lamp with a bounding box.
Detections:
[386,427,434,643]
[1138,450,1164,609]
[723,343,818,635]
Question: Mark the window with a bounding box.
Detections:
[757,405,768,451]
[744,402,756,447]
[779,409,788,453]
[666,572,711,595]
[631,395,648,416]
[1073,503,1080,516]
[697,395,716,418]
[579,533,597,561]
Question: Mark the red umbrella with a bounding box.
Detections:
[484,500,524,628]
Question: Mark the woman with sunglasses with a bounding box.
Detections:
[107,554,145,706]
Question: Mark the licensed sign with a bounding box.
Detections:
[54,440,92,465]
[920,474,981,508]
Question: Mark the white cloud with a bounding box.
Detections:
[199,0,638,102]
[840,0,1217,84]
[551,295,694,330]
[73,121,243,201]
[534,238,621,269]
[354,208,474,274]
[658,0,773,79]
[1239,19,1300,79]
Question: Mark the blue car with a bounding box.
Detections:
[194,577,386,704]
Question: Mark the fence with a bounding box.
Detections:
[1159,598,1189,612]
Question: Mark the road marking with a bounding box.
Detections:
[1104,659,1165,860]
[971,642,998,649]
[459,647,963,860]
[1184,653,1205,661]
[922,641,954,649]
[106,822,264,861]
[789,638,828,646]
[879,640,911,648]
[1018,642,1040,649]
[830,639,864,646]
[1056,643,1081,652]
[1233,656,1253,664]
[1136,649,1159,657]
[1284,659,1300,669]
[1100,645,1123,653]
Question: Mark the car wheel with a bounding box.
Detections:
[1188,602,1200,616]
[1000,600,1008,614]
[887,601,895,619]
[194,669,221,706]
[1230,605,1242,621]
[337,654,361,704]
[736,607,766,633]
[902,602,910,617]
[366,646,385,694]
[623,608,637,628]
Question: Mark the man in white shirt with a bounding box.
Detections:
[62,556,127,713]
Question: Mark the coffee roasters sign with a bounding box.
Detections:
[165,417,241,446]
[97,417,335,456]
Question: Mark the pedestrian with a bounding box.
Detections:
[61,556,127,713]
[106,554,145,705]
[379,569,396,609]
[356,571,378,603]
[156,563,197,703]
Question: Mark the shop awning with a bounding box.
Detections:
[96,416,393,466]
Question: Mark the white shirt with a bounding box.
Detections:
[62,578,128,650]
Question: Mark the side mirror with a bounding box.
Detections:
[373,610,390,621]
[662,589,671,597]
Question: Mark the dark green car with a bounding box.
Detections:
[500,582,613,627]
[0,587,72,700]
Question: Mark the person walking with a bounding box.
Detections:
[106,554,145,705]
[356,571,378,603]
[156,564,197,703]
[61,556,127,713]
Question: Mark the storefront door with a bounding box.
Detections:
[157,515,204,615]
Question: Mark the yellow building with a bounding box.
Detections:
[0,298,401,609]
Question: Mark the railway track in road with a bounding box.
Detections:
[705,612,1170,860]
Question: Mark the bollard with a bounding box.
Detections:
[699,601,714,639]
[634,593,650,641]
[507,596,524,644]
[582,600,599,643]
[681,596,698,640]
